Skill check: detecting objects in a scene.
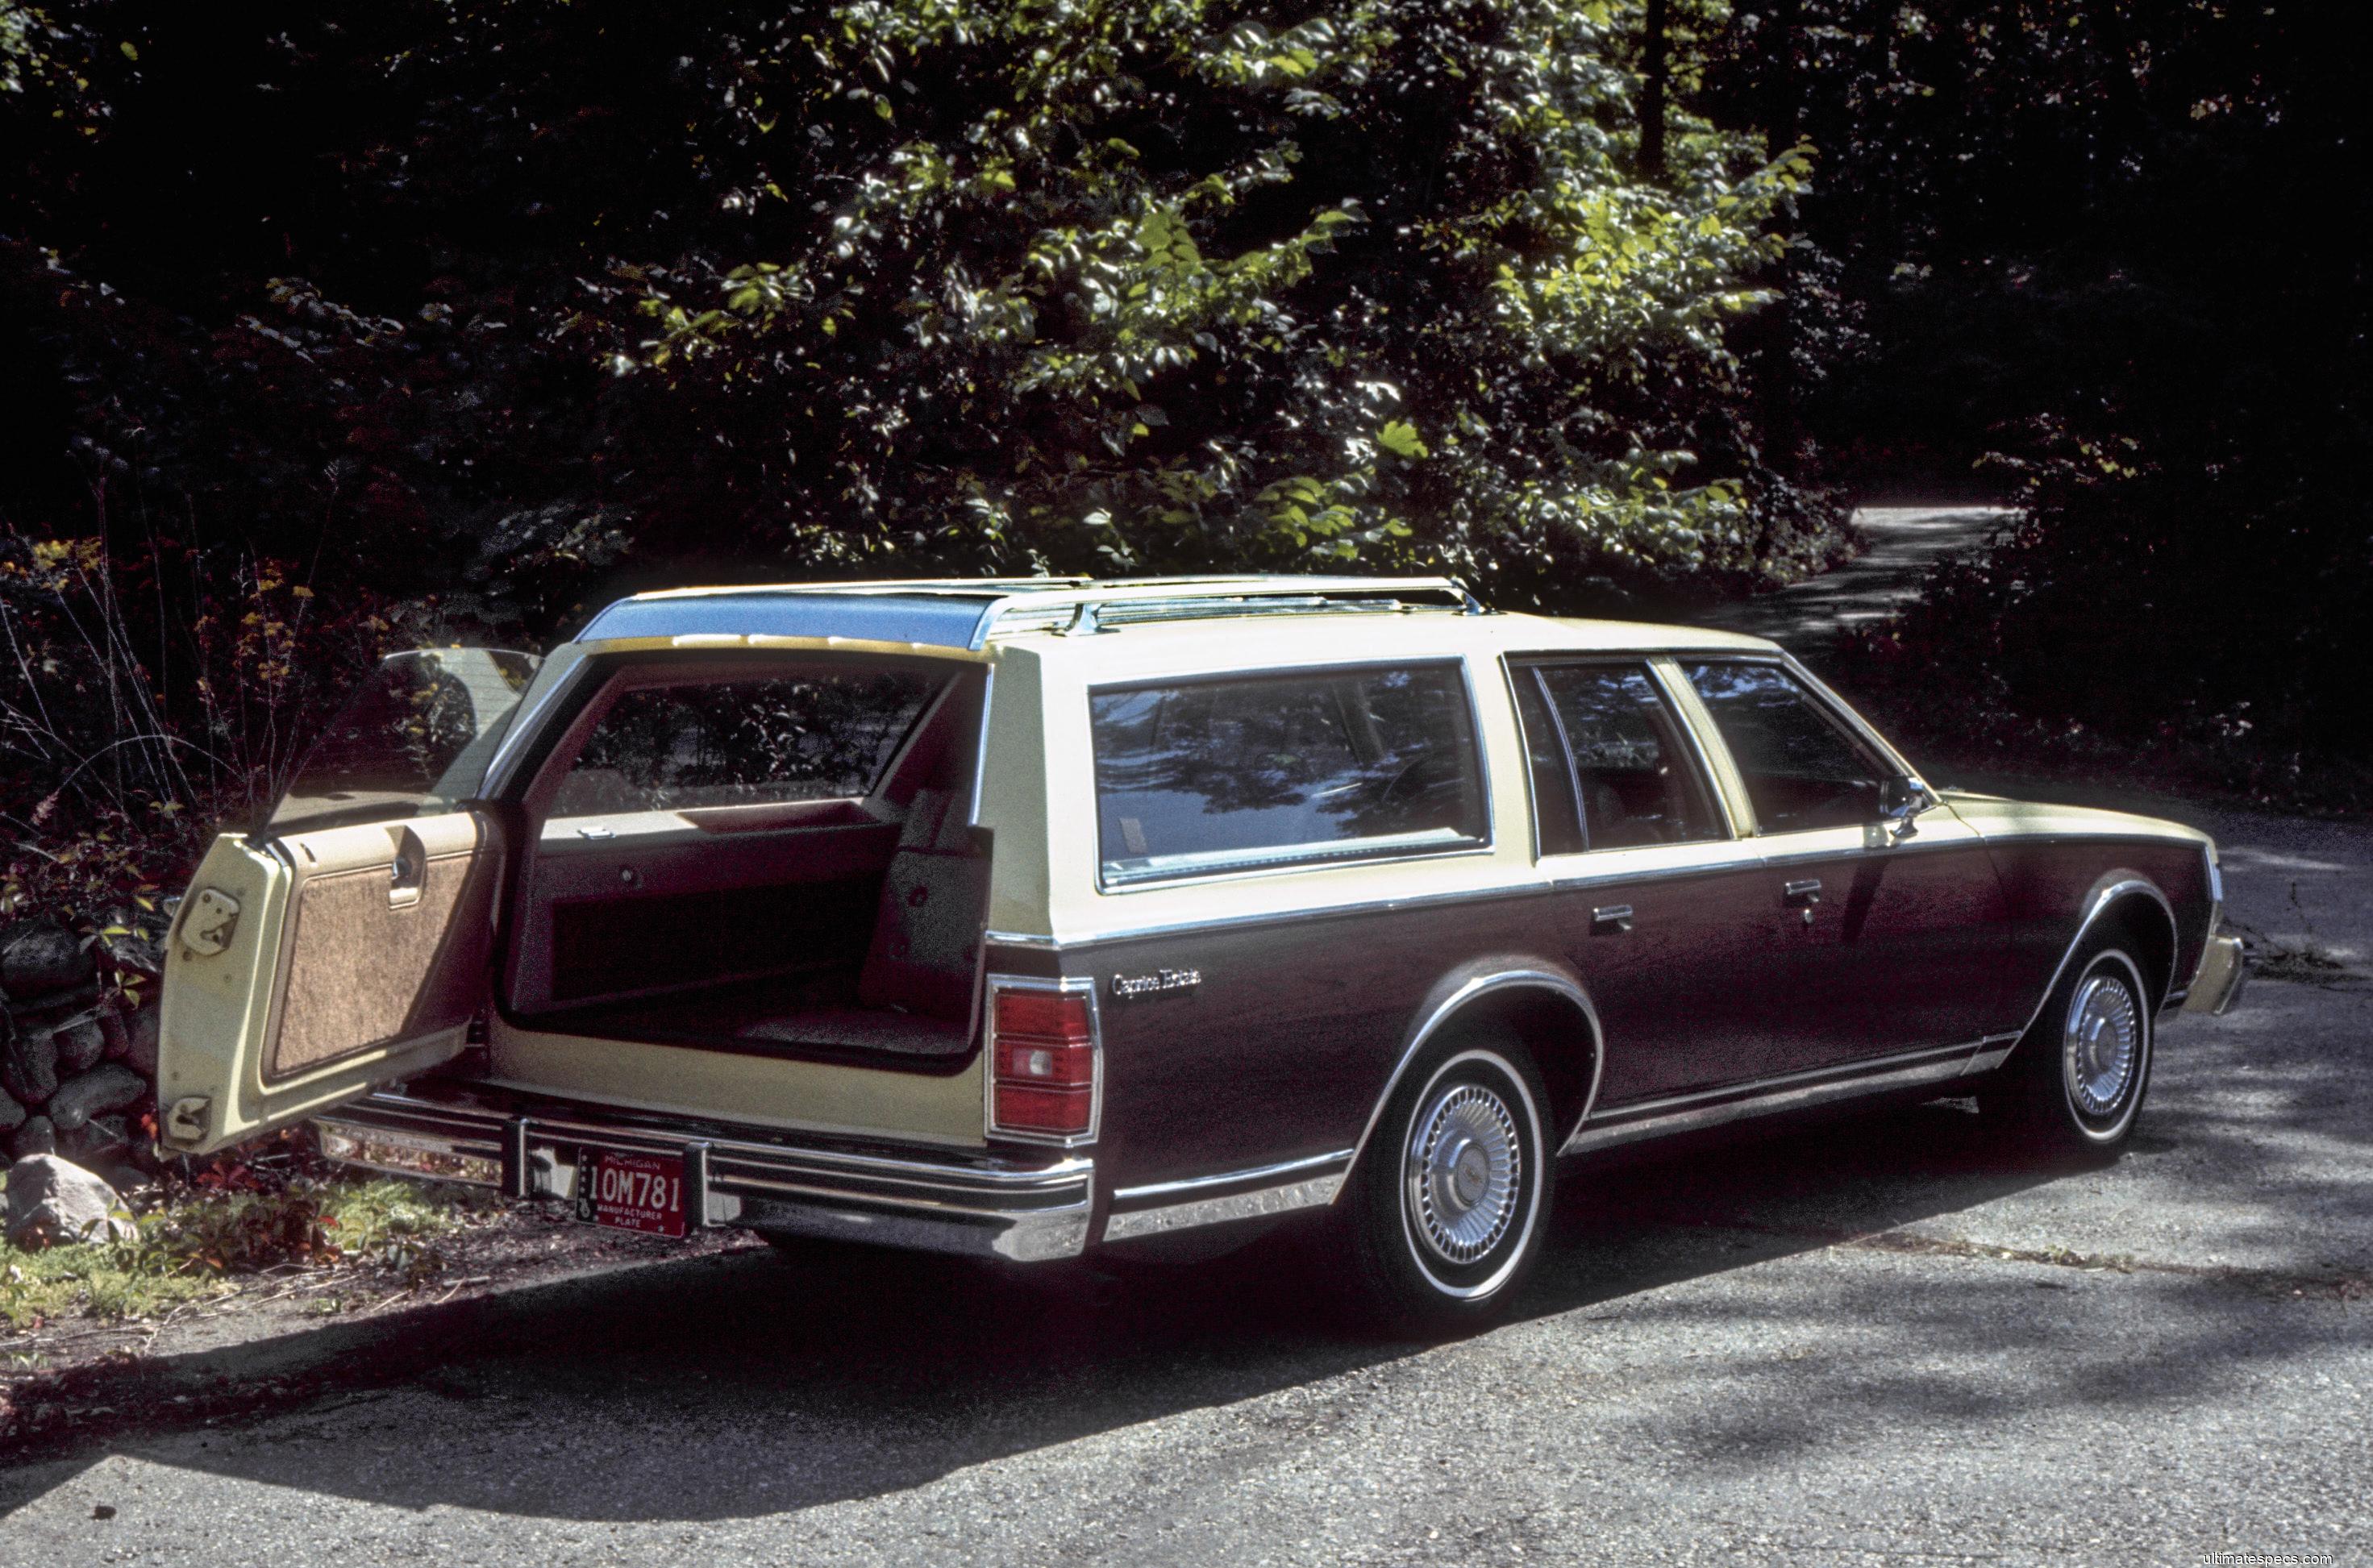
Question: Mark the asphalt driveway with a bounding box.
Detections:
[0,787,2365,1566]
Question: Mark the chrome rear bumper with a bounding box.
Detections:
[313,1085,1093,1262]
[2180,934,2249,1017]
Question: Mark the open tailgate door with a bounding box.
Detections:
[156,647,538,1155]
[157,812,505,1154]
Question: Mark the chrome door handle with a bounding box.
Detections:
[1592,904,1634,934]
[1783,879,1823,908]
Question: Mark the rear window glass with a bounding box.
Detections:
[1089,663,1487,887]
[549,668,939,817]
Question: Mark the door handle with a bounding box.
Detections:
[1591,904,1634,934]
[1783,878,1823,908]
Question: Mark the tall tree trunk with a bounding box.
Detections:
[1757,0,1803,480]
[1640,0,1672,181]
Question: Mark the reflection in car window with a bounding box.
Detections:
[1517,663,1718,851]
[1089,663,1487,885]
[1682,662,1889,834]
[269,649,540,834]
[549,669,938,817]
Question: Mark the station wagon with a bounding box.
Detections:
[156,576,2247,1330]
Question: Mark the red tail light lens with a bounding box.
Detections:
[989,984,1097,1139]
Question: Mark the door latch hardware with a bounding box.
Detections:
[164,1096,211,1143]
[180,888,242,955]
[1784,879,1823,926]
[1591,904,1635,934]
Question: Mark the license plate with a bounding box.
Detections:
[573,1150,687,1237]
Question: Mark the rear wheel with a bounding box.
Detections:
[1982,936,2154,1159]
[1338,1028,1554,1337]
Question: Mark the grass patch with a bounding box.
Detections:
[1,1175,502,1333]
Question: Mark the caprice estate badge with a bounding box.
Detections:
[1111,967,1203,1000]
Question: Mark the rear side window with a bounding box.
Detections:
[1680,661,1891,834]
[1510,661,1720,854]
[549,668,939,817]
[1089,663,1487,886]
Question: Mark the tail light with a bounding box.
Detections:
[988,979,1099,1142]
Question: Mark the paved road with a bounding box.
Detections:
[1712,505,2017,653]
[5,528,2368,1566]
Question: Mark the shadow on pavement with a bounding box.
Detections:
[11,1083,2354,1525]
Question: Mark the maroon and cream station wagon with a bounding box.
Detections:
[156,576,2247,1329]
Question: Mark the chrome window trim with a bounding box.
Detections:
[1082,654,1496,893]
[1338,967,1604,1193]
[982,972,1105,1148]
[479,652,597,799]
[968,659,997,827]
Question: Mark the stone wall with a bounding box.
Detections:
[1,921,160,1187]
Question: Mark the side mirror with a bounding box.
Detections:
[1878,776,1934,840]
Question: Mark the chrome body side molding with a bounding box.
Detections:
[1560,1033,2020,1156]
[1102,1150,1356,1242]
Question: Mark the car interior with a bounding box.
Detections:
[497,656,991,1063]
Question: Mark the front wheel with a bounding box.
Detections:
[1981,938,2154,1159]
[1337,1029,1554,1337]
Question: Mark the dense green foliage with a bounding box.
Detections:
[1,0,2362,909]
[2,0,1825,894]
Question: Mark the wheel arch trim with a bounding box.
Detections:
[2013,874,2180,1048]
[1338,960,1604,1196]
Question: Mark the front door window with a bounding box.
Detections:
[1680,662,1892,834]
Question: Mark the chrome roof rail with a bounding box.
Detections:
[976,576,1484,647]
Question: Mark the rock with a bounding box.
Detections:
[58,1113,132,1168]
[2,980,99,1017]
[46,1065,148,1133]
[97,1009,130,1059]
[55,1017,106,1074]
[3,1153,137,1247]
[0,922,94,996]
[10,1116,58,1160]
[0,1086,23,1132]
[2,1025,59,1106]
[123,1007,160,1077]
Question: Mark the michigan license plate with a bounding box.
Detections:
[574,1150,686,1237]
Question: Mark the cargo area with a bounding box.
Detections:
[497,656,991,1065]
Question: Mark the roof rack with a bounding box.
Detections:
[976,576,1482,645]
[578,574,1484,651]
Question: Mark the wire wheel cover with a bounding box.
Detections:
[1405,1082,1524,1265]
[2063,971,2142,1117]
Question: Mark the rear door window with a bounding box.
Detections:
[1089,662,1488,886]
[548,668,939,817]
[268,648,540,835]
[1509,661,1721,853]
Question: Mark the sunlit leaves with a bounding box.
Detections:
[598,0,1792,581]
